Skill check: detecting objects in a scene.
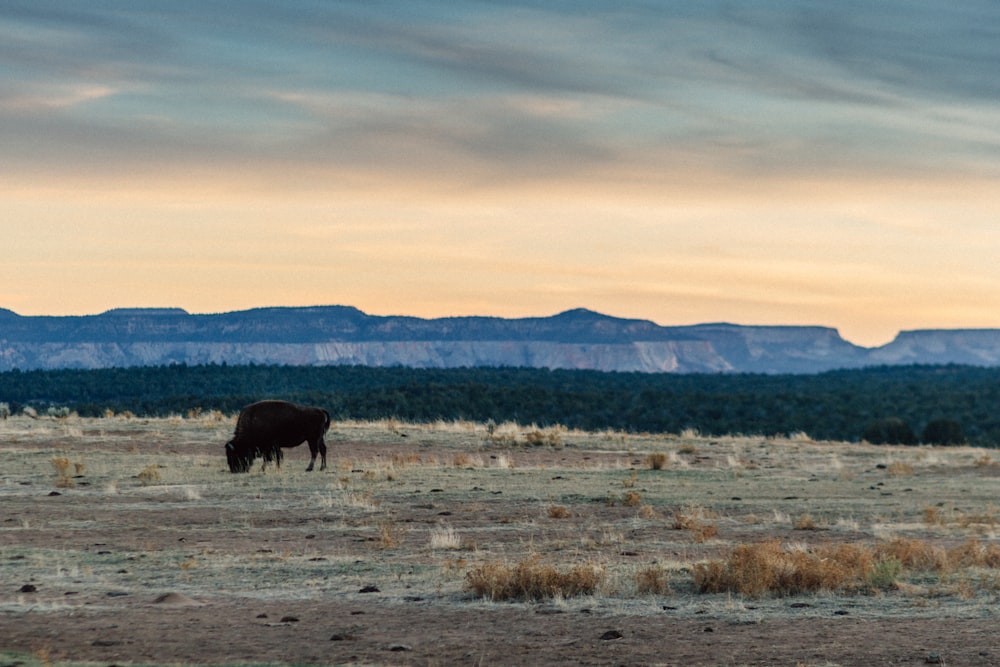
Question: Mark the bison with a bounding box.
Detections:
[225,400,330,473]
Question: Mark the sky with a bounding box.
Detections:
[2,1,999,347]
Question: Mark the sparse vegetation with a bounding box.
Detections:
[4,414,1000,665]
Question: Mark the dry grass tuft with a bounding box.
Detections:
[638,504,659,519]
[693,537,1000,599]
[693,540,880,597]
[635,565,672,595]
[429,524,462,550]
[378,521,406,549]
[677,442,698,455]
[547,505,571,519]
[947,539,1000,569]
[672,506,719,542]
[622,490,643,507]
[886,461,915,477]
[923,506,946,525]
[524,426,565,448]
[878,537,948,572]
[646,452,668,470]
[50,457,75,488]
[974,454,995,467]
[464,556,605,601]
[956,511,998,528]
[391,453,423,468]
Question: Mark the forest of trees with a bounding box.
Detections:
[2,363,999,446]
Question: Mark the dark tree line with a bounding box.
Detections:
[1,363,998,445]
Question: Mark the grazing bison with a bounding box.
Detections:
[225,400,330,473]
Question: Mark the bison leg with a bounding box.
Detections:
[306,436,327,472]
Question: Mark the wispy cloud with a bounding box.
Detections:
[3,1,998,183]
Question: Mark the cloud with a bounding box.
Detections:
[0,83,116,111]
[1,1,998,190]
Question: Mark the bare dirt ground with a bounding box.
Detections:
[2,416,1000,666]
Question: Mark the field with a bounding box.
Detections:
[2,415,1000,666]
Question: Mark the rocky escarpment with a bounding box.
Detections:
[866,329,1000,366]
[2,305,996,374]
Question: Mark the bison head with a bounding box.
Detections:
[225,440,253,473]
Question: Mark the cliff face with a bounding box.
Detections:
[1,305,993,374]
[867,330,1000,366]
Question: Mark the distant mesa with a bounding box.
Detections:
[1,305,999,374]
[100,308,190,317]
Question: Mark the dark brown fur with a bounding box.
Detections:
[225,400,330,473]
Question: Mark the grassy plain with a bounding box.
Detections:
[2,414,1000,666]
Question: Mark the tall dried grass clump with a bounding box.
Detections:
[646,452,668,470]
[621,490,643,507]
[877,537,948,572]
[429,524,462,550]
[693,537,1000,599]
[50,457,82,488]
[547,505,571,519]
[947,538,1000,568]
[635,565,672,595]
[693,541,883,597]
[464,556,605,601]
[672,506,719,543]
[524,425,566,448]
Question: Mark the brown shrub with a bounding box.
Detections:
[547,505,571,519]
[622,491,643,507]
[695,535,1000,598]
[948,539,1000,569]
[691,523,719,543]
[877,537,948,572]
[646,452,668,470]
[136,465,161,484]
[693,541,875,598]
[464,556,605,601]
